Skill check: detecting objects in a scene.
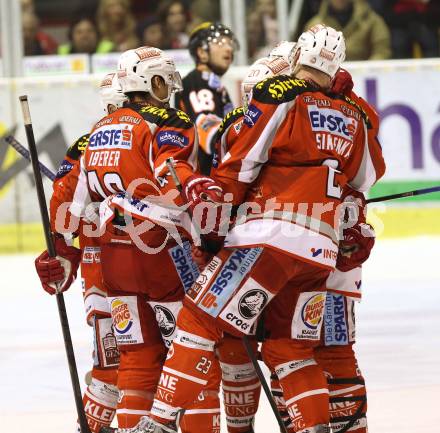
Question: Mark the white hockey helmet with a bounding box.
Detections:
[117,46,183,102]
[269,41,296,70]
[293,24,346,78]
[99,72,128,114]
[241,56,290,108]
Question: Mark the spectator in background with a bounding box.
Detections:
[20,0,34,14]
[158,0,190,49]
[384,0,440,58]
[96,0,139,52]
[190,0,220,24]
[246,10,268,61]
[58,16,113,54]
[136,17,165,49]
[305,0,392,60]
[256,0,279,47]
[246,0,279,62]
[22,12,58,55]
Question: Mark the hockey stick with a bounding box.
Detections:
[18,96,91,433]
[366,185,440,204]
[7,131,440,207]
[165,158,288,433]
[5,135,56,181]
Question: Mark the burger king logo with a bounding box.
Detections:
[301,293,325,329]
[111,299,133,334]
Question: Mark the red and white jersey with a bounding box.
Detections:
[50,134,89,232]
[213,75,385,270]
[83,103,197,203]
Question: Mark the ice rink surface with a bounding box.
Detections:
[1,237,439,433]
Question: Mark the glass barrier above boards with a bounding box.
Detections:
[21,49,193,76]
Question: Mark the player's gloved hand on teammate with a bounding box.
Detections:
[183,174,224,211]
[191,245,213,270]
[331,68,354,96]
[35,236,81,295]
[336,223,375,272]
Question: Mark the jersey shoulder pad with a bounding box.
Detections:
[216,107,244,138]
[66,134,89,160]
[342,95,372,129]
[138,105,193,129]
[252,75,312,104]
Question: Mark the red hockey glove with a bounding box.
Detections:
[331,68,354,96]
[191,244,213,270]
[35,237,81,295]
[336,223,375,272]
[183,174,224,211]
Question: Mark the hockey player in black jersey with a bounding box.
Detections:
[174,22,238,174]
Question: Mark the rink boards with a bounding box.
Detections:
[1,58,439,252]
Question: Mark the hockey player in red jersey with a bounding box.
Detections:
[118,25,385,433]
[211,46,376,433]
[174,22,238,174]
[212,47,294,433]
[263,68,379,433]
[34,72,127,433]
[83,47,223,432]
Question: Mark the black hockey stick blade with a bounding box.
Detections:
[5,135,56,181]
[366,185,440,204]
[18,95,91,433]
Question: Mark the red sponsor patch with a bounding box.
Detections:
[135,47,161,60]
[319,48,335,61]
[100,73,114,88]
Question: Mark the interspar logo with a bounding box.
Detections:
[244,104,262,127]
[157,131,189,148]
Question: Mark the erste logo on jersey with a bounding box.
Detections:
[111,298,133,334]
[156,130,189,148]
[89,124,134,150]
[308,105,358,141]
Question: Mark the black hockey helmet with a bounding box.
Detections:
[188,21,239,63]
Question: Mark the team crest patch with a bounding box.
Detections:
[238,289,268,319]
[154,305,176,338]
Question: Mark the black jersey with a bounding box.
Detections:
[175,69,234,174]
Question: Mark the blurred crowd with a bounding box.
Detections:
[21,0,440,61]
